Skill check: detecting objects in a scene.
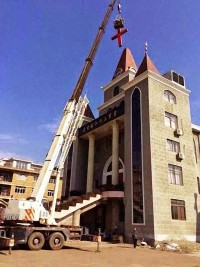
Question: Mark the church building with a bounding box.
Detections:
[63,46,200,244]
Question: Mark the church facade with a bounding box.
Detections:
[64,47,200,244]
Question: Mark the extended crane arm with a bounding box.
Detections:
[32,0,117,202]
[70,0,117,101]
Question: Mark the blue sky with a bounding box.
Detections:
[1,0,200,163]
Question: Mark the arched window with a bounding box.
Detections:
[102,157,125,185]
[164,90,176,104]
[113,86,119,96]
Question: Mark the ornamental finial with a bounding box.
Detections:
[145,41,148,54]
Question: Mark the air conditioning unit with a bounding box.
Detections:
[174,128,183,136]
[177,152,185,160]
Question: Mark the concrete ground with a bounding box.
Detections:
[0,241,200,267]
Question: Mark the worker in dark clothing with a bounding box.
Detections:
[112,225,119,235]
[132,227,138,248]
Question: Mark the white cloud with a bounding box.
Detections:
[0,134,28,144]
[0,150,25,159]
[39,119,59,134]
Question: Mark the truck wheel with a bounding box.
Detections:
[27,232,45,250]
[48,232,64,250]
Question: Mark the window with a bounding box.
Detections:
[165,112,178,129]
[17,174,27,181]
[49,178,56,184]
[193,139,197,163]
[164,90,176,104]
[166,139,180,153]
[113,86,119,96]
[34,175,38,182]
[168,164,183,185]
[197,177,200,194]
[15,186,25,194]
[132,88,144,224]
[172,72,185,86]
[0,186,10,196]
[0,172,12,182]
[171,199,186,220]
[107,163,112,172]
[16,161,28,170]
[47,190,54,197]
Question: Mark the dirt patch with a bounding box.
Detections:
[1,241,200,267]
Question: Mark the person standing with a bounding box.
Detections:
[132,227,138,248]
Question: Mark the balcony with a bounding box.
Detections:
[0,183,11,198]
[0,191,10,196]
[4,162,13,168]
[0,176,13,184]
[97,183,124,199]
[0,189,11,200]
[99,183,124,192]
[31,166,42,172]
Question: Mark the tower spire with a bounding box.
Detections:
[112,48,137,79]
[135,45,160,77]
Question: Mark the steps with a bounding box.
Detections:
[54,191,102,225]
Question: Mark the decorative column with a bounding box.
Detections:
[72,209,81,226]
[86,134,95,193]
[112,121,119,185]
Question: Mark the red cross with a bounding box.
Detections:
[111,28,128,47]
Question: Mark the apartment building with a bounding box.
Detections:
[0,158,63,203]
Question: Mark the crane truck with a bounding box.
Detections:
[0,0,118,250]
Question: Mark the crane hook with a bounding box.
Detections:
[111,1,128,47]
[113,2,125,29]
[117,4,122,14]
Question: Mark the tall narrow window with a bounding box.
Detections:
[171,199,186,220]
[164,90,176,104]
[166,139,180,153]
[113,86,119,96]
[132,88,144,224]
[193,139,197,163]
[165,112,178,129]
[168,164,183,185]
[197,177,200,194]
